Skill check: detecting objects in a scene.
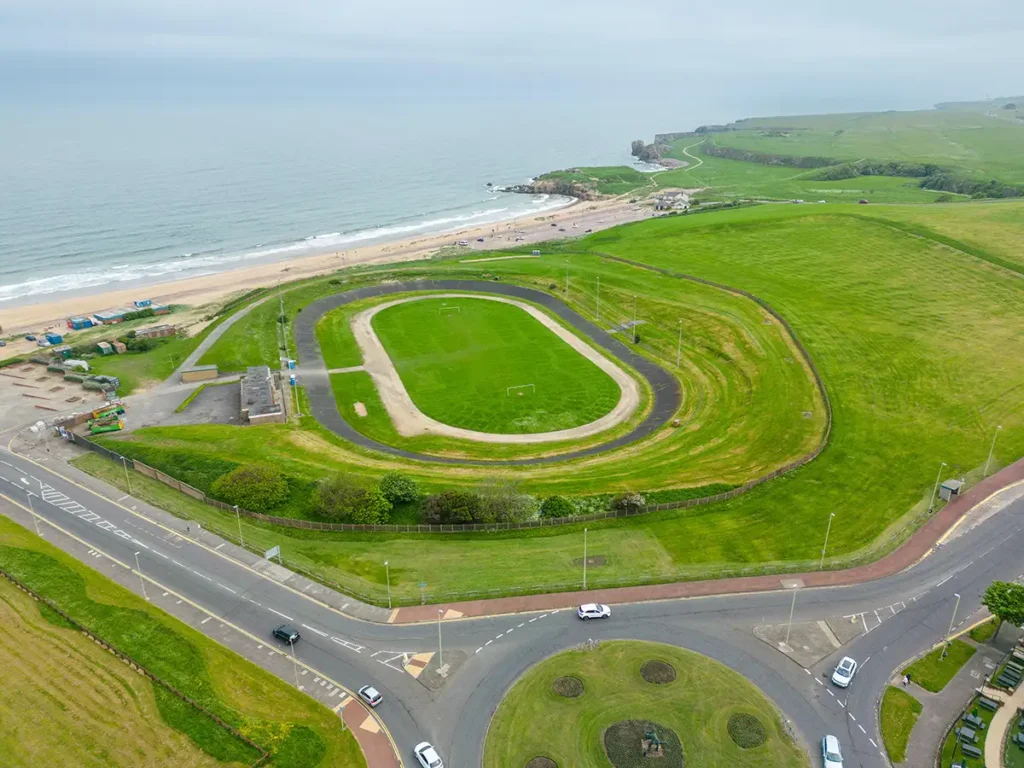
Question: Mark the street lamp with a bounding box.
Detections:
[437,609,444,667]
[929,461,948,512]
[582,528,588,590]
[121,456,133,495]
[234,505,244,549]
[819,513,835,570]
[288,638,300,688]
[676,320,683,368]
[133,551,148,601]
[984,425,1002,477]
[941,593,962,659]
[785,587,798,645]
[384,561,392,610]
[27,491,42,537]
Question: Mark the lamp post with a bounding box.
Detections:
[437,610,444,667]
[785,587,798,644]
[596,276,600,322]
[121,456,133,495]
[234,505,244,549]
[288,638,300,688]
[384,561,392,610]
[819,512,835,570]
[134,551,148,601]
[565,259,569,294]
[583,528,588,590]
[984,425,1002,477]
[632,295,638,344]
[929,461,947,512]
[27,492,42,537]
[941,593,962,659]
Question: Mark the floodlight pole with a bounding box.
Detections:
[929,461,948,511]
[385,561,392,610]
[437,610,444,667]
[121,456,133,495]
[596,276,600,322]
[565,259,569,295]
[984,425,1002,477]
[941,593,961,658]
[27,492,42,537]
[289,638,301,688]
[632,295,638,343]
[819,512,835,570]
[785,587,798,644]
[583,527,588,590]
[234,505,244,549]
[134,551,149,601]
[676,320,682,368]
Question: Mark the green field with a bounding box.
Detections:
[879,687,922,763]
[483,640,807,768]
[0,513,364,767]
[902,640,976,693]
[371,296,622,433]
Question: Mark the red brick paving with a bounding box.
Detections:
[340,699,401,768]
[394,458,1024,624]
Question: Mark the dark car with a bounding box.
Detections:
[272,624,300,644]
[25,335,36,341]
[476,237,484,242]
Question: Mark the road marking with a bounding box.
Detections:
[827,689,834,697]
[862,614,869,634]
[302,624,328,638]
[804,669,812,675]
[862,656,870,667]
[815,679,823,686]
[518,622,525,628]
[869,738,877,747]
[268,608,293,621]
[485,640,493,646]
[849,713,856,721]
[858,724,866,734]
[215,543,225,550]
[528,618,537,623]
[936,574,953,587]
[475,647,482,654]
[539,614,548,619]
[155,551,168,559]
[496,633,504,639]
[218,584,237,594]
[133,539,150,549]
[201,617,212,625]
[506,628,514,634]
[838,700,846,708]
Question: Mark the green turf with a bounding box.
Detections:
[902,640,976,693]
[879,687,922,763]
[968,619,1000,644]
[0,512,364,767]
[370,296,622,433]
[939,695,996,768]
[1005,725,1024,768]
[483,640,807,768]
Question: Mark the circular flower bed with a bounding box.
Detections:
[552,676,584,698]
[640,660,677,684]
[727,713,767,748]
[604,720,684,768]
[525,758,557,768]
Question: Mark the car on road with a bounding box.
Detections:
[577,603,611,620]
[272,624,300,644]
[358,685,383,707]
[414,741,443,768]
[821,734,843,768]
[831,656,857,688]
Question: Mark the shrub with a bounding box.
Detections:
[211,464,288,512]
[611,491,646,514]
[478,477,538,523]
[379,472,419,504]
[540,495,575,519]
[424,491,481,524]
[313,474,392,524]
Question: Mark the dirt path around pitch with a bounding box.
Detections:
[349,293,641,443]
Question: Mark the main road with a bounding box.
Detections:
[0,443,1021,768]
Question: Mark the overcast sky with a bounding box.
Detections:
[2,0,1022,111]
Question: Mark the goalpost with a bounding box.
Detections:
[506,383,535,397]
[438,305,461,315]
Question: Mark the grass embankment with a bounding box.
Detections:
[968,619,1000,644]
[371,296,622,433]
[902,640,976,693]
[0,513,364,767]
[879,687,922,763]
[483,640,807,768]
[0,576,225,768]
[939,695,997,768]
[88,203,1024,604]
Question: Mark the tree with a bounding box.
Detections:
[611,491,646,514]
[313,474,392,524]
[379,472,419,504]
[540,495,575,519]
[211,464,288,512]
[982,581,1024,639]
[478,476,538,523]
[424,491,480,524]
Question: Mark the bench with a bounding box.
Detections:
[960,743,982,758]
[978,696,1000,711]
[998,675,1018,688]
[962,713,984,729]
[1014,732,1024,748]
[955,726,978,743]
[1007,661,1023,673]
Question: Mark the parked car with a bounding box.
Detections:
[831,656,857,688]
[24,335,35,341]
[821,735,843,768]
[272,624,300,644]
[577,603,611,620]
[0,340,6,347]
[476,237,484,242]
[358,685,383,707]
[457,240,469,246]
[414,742,443,768]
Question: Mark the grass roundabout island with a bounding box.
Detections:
[483,640,808,768]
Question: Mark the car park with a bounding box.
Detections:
[822,735,843,768]
[831,656,857,688]
[577,603,611,620]
[358,685,383,707]
[414,741,443,768]
[272,624,300,644]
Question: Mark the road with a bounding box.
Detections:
[0,444,1021,768]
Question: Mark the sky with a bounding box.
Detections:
[1,0,1022,114]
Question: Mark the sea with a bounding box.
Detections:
[0,100,686,308]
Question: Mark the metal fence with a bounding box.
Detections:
[0,566,270,767]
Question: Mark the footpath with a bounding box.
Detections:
[393,458,1024,623]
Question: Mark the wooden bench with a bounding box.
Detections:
[978,696,1000,711]
[960,743,982,758]
[962,713,984,729]
[955,726,978,743]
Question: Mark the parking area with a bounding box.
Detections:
[0,363,107,432]
[161,382,242,427]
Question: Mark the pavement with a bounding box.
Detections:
[986,674,1024,766]
[1,436,1024,768]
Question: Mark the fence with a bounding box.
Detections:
[0,566,270,767]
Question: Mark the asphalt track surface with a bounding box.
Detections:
[2,445,1023,768]
[292,279,682,465]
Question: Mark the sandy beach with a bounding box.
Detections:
[1,197,654,342]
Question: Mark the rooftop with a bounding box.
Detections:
[241,365,282,418]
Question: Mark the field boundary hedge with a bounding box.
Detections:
[0,564,270,767]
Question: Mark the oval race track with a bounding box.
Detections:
[292,279,682,466]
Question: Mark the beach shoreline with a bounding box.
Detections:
[1,197,653,339]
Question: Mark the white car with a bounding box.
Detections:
[357,685,382,707]
[831,656,857,688]
[822,735,843,768]
[414,742,443,768]
[577,603,611,620]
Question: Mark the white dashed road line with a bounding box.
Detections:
[302,624,328,638]
[268,608,293,621]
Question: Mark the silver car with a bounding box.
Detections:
[577,603,611,620]
[831,656,857,688]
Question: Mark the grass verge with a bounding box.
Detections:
[939,695,997,768]
[879,686,922,763]
[902,640,976,693]
[968,619,1000,644]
